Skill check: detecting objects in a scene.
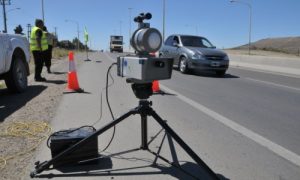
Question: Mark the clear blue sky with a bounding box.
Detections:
[2,0,300,50]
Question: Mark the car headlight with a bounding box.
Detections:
[224,55,229,61]
[191,53,204,60]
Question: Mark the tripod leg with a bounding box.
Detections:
[30,109,137,178]
[150,110,220,180]
[141,113,148,150]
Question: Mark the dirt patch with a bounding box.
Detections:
[0,56,82,180]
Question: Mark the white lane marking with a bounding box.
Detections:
[246,77,300,92]
[160,84,300,167]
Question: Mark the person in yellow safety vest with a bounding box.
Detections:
[42,26,55,73]
[30,19,48,82]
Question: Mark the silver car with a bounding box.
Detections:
[159,35,229,76]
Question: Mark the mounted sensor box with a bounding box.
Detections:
[117,56,173,83]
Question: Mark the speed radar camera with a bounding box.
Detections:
[117,12,173,85]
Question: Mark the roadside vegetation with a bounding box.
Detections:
[225,49,300,58]
[232,36,300,57]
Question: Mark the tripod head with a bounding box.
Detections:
[131,83,153,100]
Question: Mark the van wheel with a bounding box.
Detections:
[179,57,189,74]
[5,56,28,93]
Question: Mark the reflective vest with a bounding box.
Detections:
[30,26,48,51]
[45,32,55,46]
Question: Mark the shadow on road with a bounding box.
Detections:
[51,71,67,75]
[44,80,67,85]
[183,70,240,79]
[0,85,47,122]
[34,130,229,180]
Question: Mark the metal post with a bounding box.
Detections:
[248,4,252,55]
[162,0,166,41]
[66,20,80,51]
[77,23,79,51]
[128,8,132,51]
[89,37,92,50]
[27,23,31,40]
[230,0,252,55]
[1,0,8,33]
[141,114,148,150]
[54,27,57,39]
[41,0,44,22]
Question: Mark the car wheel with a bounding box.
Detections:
[216,70,226,77]
[4,56,28,93]
[179,57,189,74]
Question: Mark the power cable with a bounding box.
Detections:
[100,62,117,152]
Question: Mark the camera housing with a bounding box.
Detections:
[117,12,173,84]
[117,56,173,83]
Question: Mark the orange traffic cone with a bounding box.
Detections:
[64,52,84,93]
[152,80,160,92]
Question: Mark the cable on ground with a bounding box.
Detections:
[100,62,117,152]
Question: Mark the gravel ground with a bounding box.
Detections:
[0,56,82,180]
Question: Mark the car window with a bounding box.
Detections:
[165,36,173,46]
[202,38,214,48]
[173,36,179,44]
[181,36,214,48]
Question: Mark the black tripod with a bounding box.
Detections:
[31,83,219,180]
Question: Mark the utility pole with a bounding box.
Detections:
[27,23,31,40]
[230,0,252,55]
[65,20,80,51]
[1,0,10,33]
[128,7,132,51]
[54,26,57,39]
[162,0,166,41]
[41,0,45,22]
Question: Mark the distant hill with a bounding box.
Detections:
[233,37,300,56]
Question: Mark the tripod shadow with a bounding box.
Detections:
[32,98,228,179]
[151,131,229,179]
[153,90,176,96]
[36,131,229,180]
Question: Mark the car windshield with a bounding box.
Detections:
[181,36,214,48]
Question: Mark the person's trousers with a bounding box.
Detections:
[32,51,44,79]
[44,45,53,68]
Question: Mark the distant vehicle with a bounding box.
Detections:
[159,35,229,76]
[0,33,30,92]
[110,35,123,53]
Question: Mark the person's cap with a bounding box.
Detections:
[35,19,44,26]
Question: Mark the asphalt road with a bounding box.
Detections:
[28,52,300,180]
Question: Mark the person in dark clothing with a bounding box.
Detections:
[30,19,48,81]
[42,26,54,73]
